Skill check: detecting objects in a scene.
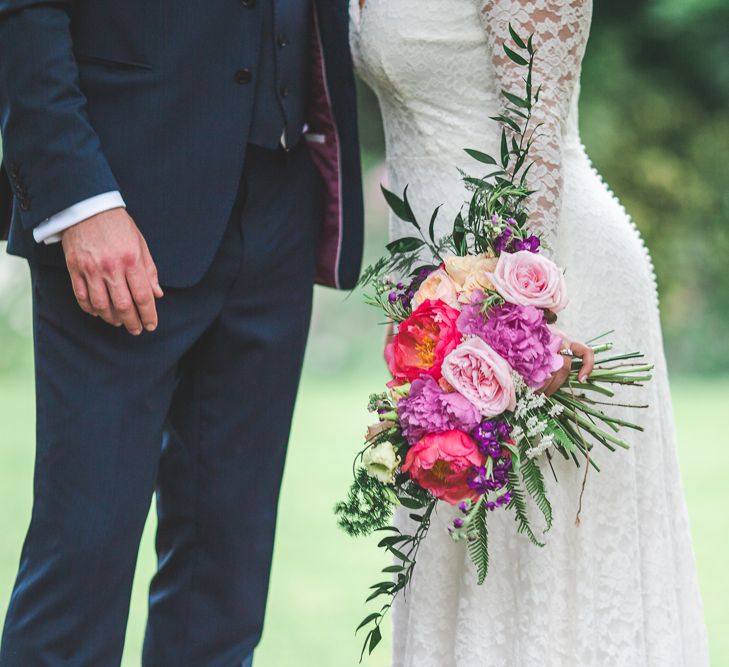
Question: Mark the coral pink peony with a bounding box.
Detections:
[402,430,484,504]
[442,338,517,417]
[385,299,462,384]
[488,250,568,312]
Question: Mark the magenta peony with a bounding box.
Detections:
[458,299,563,389]
[397,375,481,445]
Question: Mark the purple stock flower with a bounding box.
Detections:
[466,459,511,495]
[493,228,541,255]
[397,375,481,445]
[458,300,562,389]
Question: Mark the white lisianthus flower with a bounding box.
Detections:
[362,442,401,485]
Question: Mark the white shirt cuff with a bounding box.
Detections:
[33,191,126,244]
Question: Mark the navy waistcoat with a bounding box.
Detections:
[249,0,311,150]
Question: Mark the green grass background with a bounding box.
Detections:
[0,283,727,666]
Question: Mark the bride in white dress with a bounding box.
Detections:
[350,1,709,665]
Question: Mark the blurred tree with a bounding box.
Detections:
[581,0,729,372]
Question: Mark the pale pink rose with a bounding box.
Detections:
[488,250,568,312]
[412,269,460,310]
[442,338,516,417]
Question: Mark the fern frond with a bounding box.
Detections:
[520,454,553,532]
[467,501,490,585]
[506,469,545,547]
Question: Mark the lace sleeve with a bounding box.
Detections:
[478,0,591,247]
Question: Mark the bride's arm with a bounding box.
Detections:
[478,0,591,249]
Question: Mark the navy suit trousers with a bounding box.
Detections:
[0,143,323,666]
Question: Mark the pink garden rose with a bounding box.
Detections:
[385,299,462,384]
[402,430,484,504]
[488,250,568,312]
[457,297,563,389]
[441,337,517,417]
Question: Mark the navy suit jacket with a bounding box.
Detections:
[0,0,363,290]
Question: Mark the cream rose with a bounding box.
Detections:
[443,253,498,302]
[488,250,568,312]
[411,268,460,309]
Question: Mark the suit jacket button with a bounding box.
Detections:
[18,198,29,211]
[235,68,252,85]
[280,85,289,98]
[240,0,256,7]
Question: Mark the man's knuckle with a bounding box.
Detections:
[136,293,152,307]
[81,258,97,275]
[121,250,140,268]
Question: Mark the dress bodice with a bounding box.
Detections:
[350,0,592,247]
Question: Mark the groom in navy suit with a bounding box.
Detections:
[0,1,362,665]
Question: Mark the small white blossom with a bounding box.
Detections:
[548,403,565,417]
[362,442,401,485]
[526,433,556,459]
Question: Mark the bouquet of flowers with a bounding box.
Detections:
[335,27,653,659]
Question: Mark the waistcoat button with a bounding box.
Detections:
[235,68,252,84]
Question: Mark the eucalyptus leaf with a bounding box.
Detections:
[428,205,442,244]
[503,44,529,66]
[508,23,527,49]
[381,185,417,224]
[386,237,425,255]
[356,613,381,634]
[503,91,530,109]
[464,148,498,165]
[500,129,509,167]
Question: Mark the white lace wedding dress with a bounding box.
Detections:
[350,1,709,665]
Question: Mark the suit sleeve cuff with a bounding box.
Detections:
[32,190,126,244]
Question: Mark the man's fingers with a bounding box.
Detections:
[87,274,118,324]
[140,238,164,299]
[69,271,94,315]
[125,265,158,332]
[106,275,143,335]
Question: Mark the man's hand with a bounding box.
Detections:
[61,208,164,335]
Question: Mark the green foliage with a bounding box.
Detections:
[334,467,395,537]
[467,499,490,585]
[520,452,553,532]
[355,499,437,662]
[506,468,544,547]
